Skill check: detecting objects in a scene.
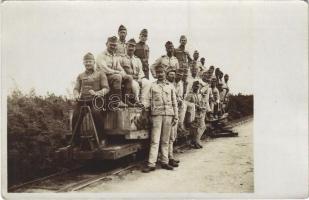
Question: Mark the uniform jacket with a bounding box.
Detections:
[148,81,178,118]
[73,70,110,100]
[174,46,192,68]
[115,40,127,56]
[96,50,125,75]
[134,41,149,66]
[150,55,179,78]
[119,54,145,81]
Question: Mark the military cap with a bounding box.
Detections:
[83,52,95,60]
[176,68,184,74]
[224,74,229,77]
[166,66,176,74]
[107,36,118,43]
[200,57,205,61]
[140,29,148,36]
[192,80,200,87]
[182,68,189,74]
[127,38,136,45]
[193,50,199,54]
[209,65,215,69]
[118,24,127,32]
[180,35,187,40]
[154,64,165,72]
[165,41,174,48]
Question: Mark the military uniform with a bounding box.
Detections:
[96,37,132,108]
[115,40,127,56]
[146,80,178,168]
[185,88,206,148]
[174,46,192,70]
[72,53,109,141]
[150,55,179,78]
[119,54,151,106]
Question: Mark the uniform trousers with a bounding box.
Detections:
[147,115,173,167]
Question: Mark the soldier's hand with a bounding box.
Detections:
[89,90,96,96]
[171,117,178,126]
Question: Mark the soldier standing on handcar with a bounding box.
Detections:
[142,64,178,173]
[115,25,127,56]
[134,29,150,79]
[174,35,192,77]
[72,52,110,142]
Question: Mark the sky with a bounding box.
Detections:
[2,1,303,97]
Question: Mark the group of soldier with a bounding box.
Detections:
[72,25,230,173]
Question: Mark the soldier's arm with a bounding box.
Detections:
[73,74,81,99]
[137,59,145,80]
[115,58,125,75]
[96,71,110,96]
[175,59,180,70]
[96,54,118,75]
[171,87,178,120]
[186,51,193,62]
[150,57,161,78]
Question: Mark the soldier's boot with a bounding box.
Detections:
[115,89,128,108]
[170,158,180,164]
[142,165,156,173]
[169,159,179,167]
[161,163,174,170]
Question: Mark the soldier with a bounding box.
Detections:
[222,74,230,112]
[200,57,205,67]
[210,78,220,119]
[190,50,205,78]
[201,71,213,119]
[142,65,178,173]
[185,81,206,149]
[96,36,132,109]
[150,41,179,78]
[165,68,180,167]
[115,25,127,56]
[72,52,110,142]
[207,65,215,80]
[174,35,192,74]
[119,38,151,107]
[134,29,150,79]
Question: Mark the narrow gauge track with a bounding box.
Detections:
[9,116,253,193]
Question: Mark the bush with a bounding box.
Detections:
[228,93,254,120]
[7,89,72,186]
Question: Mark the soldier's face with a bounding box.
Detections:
[175,72,183,82]
[201,59,205,65]
[182,74,188,81]
[166,45,174,54]
[156,70,166,81]
[118,30,127,40]
[84,59,95,70]
[166,71,175,82]
[193,53,199,60]
[127,44,136,55]
[180,38,187,46]
[192,84,200,93]
[191,67,198,77]
[140,35,147,42]
[107,42,117,53]
[209,68,214,74]
[224,76,229,82]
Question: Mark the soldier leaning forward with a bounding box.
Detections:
[134,29,150,79]
[72,52,110,142]
[142,65,178,173]
[96,36,133,109]
[120,38,151,107]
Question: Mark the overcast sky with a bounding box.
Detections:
[2,1,306,96]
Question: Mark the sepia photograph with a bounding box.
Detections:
[1,0,307,199]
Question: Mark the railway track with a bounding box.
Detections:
[8,116,253,193]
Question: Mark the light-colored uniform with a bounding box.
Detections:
[150,55,179,78]
[115,40,127,56]
[185,91,206,146]
[146,81,178,167]
[96,50,125,90]
[119,54,151,106]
